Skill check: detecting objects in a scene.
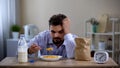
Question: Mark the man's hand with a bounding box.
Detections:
[62,18,70,34]
[28,43,41,54]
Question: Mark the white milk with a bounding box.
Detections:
[18,46,28,63]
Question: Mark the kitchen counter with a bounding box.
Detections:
[0,57,118,68]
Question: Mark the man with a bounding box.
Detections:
[28,14,77,58]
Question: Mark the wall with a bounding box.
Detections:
[20,0,120,37]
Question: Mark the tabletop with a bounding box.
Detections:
[0,57,118,68]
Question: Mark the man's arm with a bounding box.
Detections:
[63,33,77,58]
[62,18,77,58]
[28,43,41,54]
[62,18,70,34]
[27,30,49,55]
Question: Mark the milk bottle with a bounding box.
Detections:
[18,35,28,63]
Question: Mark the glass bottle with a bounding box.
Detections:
[18,34,28,63]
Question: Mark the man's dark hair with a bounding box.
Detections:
[49,14,67,26]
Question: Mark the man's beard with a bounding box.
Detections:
[53,37,64,45]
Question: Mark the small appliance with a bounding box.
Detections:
[24,24,39,40]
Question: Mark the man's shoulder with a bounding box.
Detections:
[38,30,49,33]
[70,33,78,38]
[38,30,50,36]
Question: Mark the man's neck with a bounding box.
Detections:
[56,44,62,48]
[54,40,64,48]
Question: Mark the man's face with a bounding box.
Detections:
[50,25,64,44]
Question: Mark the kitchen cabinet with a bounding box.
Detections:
[6,39,30,57]
[6,39,18,57]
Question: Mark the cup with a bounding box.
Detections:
[98,41,106,50]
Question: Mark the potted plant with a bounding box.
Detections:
[11,24,21,39]
[86,18,99,33]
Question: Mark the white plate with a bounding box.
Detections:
[39,55,62,61]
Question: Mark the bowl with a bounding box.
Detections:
[39,55,62,61]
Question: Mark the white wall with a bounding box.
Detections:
[21,0,120,37]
